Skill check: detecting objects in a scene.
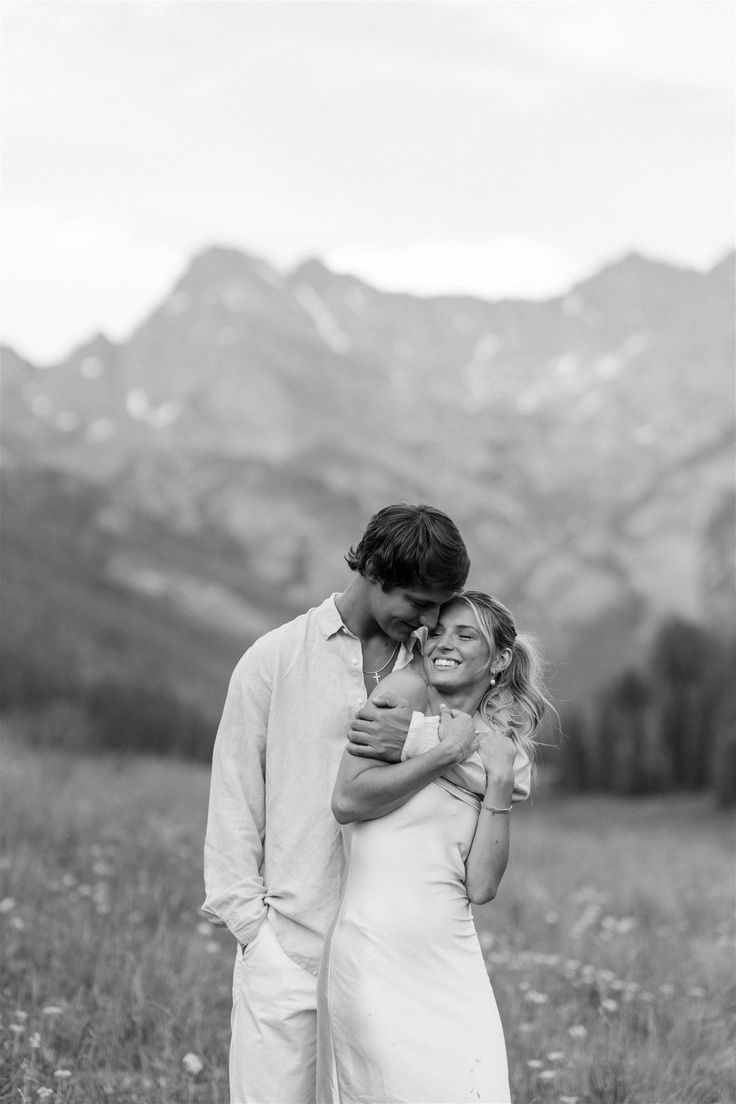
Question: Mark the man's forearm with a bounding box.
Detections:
[332,742,463,823]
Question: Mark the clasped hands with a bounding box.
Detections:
[347,695,514,781]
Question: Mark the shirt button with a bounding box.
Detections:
[351,658,359,665]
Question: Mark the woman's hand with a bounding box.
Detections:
[477,729,516,796]
[437,706,479,763]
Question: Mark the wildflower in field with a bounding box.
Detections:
[196,920,212,937]
[13,1010,28,1020]
[30,1032,41,1049]
[9,915,25,930]
[0,897,16,913]
[526,1059,543,1069]
[559,1095,579,1103]
[206,940,220,953]
[688,986,705,998]
[568,1025,587,1039]
[53,1069,72,1080]
[659,983,674,996]
[571,903,602,939]
[519,1023,535,1033]
[42,1006,63,1016]
[538,1069,556,1081]
[36,1089,54,1100]
[9,1023,25,1034]
[182,1052,204,1076]
[600,998,619,1013]
[546,1052,565,1062]
[524,990,549,1005]
[545,911,559,924]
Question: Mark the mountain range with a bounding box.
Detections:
[2,245,734,721]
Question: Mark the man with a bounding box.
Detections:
[203,503,470,1103]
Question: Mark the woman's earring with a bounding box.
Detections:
[489,673,496,687]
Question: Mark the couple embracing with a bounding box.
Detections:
[203,503,550,1104]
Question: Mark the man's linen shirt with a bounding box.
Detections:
[202,594,417,976]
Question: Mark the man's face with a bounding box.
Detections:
[368,580,457,641]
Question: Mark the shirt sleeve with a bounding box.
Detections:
[511,748,532,803]
[202,643,271,946]
[401,709,533,803]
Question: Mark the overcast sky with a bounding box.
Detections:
[2,0,733,363]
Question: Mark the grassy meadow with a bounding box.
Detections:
[1,734,734,1104]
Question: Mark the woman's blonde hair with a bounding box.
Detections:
[453,591,551,767]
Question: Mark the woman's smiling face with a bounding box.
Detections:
[423,598,492,693]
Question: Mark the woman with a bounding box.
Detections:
[317,591,549,1104]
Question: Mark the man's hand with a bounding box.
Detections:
[347,692,413,762]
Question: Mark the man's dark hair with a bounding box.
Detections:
[345,504,470,592]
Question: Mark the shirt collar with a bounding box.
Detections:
[315,594,348,638]
[316,594,423,656]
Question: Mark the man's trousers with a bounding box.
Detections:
[229,916,318,1104]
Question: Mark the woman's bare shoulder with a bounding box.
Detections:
[370,662,428,712]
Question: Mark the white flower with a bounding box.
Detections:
[600,998,619,1013]
[524,990,549,1004]
[526,1059,543,1069]
[182,1052,204,1076]
[29,1032,41,1049]
[546,1051,565,1062]
[36,1089,54,1100]
[568,1024,588,1039]
[538,1069,556,1081]
[0,897,16,913]
[53,1069,72,1080]
[42,1005,63,1016]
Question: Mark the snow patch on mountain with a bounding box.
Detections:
[463,332,500,410]
[148,401,180,430]
[87,418,115,443]
[55,411,80,432]
[294,285,352,354]
[80,356,104,379]
[166,291,191,316]
[126,390,150,420]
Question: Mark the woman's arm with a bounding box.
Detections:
[464,731,517,904]
[332,670,478,823]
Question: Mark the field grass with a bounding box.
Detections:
[1,735,734,1104]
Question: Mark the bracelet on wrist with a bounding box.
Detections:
[480,802,512,814]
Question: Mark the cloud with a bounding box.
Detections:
[0,204,185,363]
[477,2,733,93]
[325,237,592,301]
